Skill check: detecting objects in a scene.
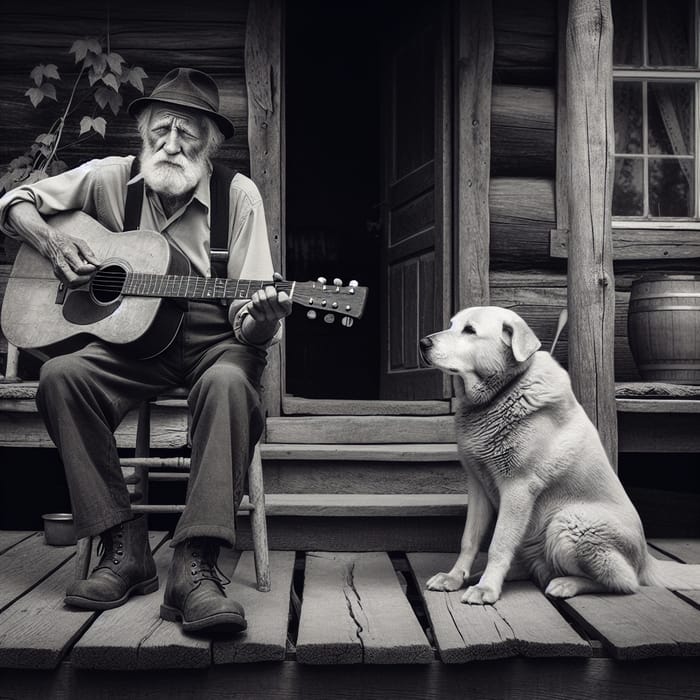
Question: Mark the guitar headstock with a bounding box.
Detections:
[281,277,368,325]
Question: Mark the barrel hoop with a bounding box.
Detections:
[629,305,700,313]
[631,292,700,299]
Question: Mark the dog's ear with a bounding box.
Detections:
[502,316,541,362]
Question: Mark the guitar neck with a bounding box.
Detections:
[120,273,294,302]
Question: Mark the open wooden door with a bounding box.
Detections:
[379,2,452,400]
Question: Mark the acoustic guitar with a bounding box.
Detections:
[1,210,368,358]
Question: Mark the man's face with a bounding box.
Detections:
[140,106,212,199]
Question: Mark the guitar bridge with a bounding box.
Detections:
[55,282,67,305]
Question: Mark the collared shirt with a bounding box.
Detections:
[0,155,281,346]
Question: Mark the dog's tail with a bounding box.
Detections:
[641,556,700,589]
[550,308,568,355]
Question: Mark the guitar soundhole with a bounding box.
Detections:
[91,264,127,305]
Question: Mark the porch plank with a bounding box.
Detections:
[647,539,700,608]
[213,549,296,663]
[71,533,207,670]
[296,552,433,664]
[0,532,75,612]
[0,530,35,555]
[407,553,591,663]
[266,416,456,444]
[0,556,96,668]
[559,586,700,660]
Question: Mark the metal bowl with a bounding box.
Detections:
[42,513,77,546]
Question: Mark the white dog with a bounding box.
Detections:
[420,306,700,604]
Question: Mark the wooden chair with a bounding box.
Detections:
[74,388,271,592]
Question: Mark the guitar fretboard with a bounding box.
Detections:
[121,274,286,301]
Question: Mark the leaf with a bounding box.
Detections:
[9,156,31,169]
[101,72,119,91]
[88,68,101,87]
[35,133,56,146]
[125,66,148,93]
[30,65,45,86]
[69,39,90,63]
[79,116,106,137]
[70,37,103,63]
[43,64,60,80]
[25,86,45,107]
[40,83,57,101]
[91,116,107,137]
[94,86,111,110]
[106,91,123,116]
[84,51,107,77]
[106,52,125,74]
[94,87,122,115]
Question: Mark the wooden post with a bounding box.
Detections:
[565,0,617,467]
[455,0,493,310]
[245,0,284,420]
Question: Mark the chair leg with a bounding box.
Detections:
[248,442,271,592]
[75,536,93,580]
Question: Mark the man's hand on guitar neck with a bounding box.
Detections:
[241,272,293,345]
[7,202,100,287]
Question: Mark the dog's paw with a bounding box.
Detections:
[426,572,464,592]
[544,576,580,598]
[461,584,500,605]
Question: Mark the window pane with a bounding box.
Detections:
[614,82,643,153]
[613,158,644,215]
[613,0,643,66]
[647,0,695,67]
[648,82,694,156]
[649,158,693,216]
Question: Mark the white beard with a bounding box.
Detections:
[140,146,209,198]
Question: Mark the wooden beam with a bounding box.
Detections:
[455,0,493,308]
[550,227,700,259]
[245,0,283,419]
[565,0,617,467]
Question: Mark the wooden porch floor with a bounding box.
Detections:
[1,531,700,699]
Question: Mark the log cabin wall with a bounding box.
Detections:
[0,0,250,375]
[488,0,652,382]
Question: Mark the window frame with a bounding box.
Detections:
[612,0,700,227]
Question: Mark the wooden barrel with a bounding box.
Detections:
[627,273,700,384]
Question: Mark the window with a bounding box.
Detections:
[612,0,700,222]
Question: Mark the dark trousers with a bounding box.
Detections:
[35,302,267,548]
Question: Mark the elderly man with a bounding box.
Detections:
[0,68,291,634]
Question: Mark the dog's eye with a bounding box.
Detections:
[462,324,476,335]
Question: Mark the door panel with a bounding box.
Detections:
[380,2,452,400]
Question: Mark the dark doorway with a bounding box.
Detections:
[284,1,383,399]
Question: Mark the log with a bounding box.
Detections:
[566,0,617,466]
[491,85,555,176]
[493,0,557,85]
[455,0,494,308]
[489,177,561,270]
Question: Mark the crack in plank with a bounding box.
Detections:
[342,560,366,661]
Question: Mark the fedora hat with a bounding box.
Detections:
[128,67,235,139]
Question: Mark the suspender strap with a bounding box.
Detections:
[209,162,236,277]
[123,157,143,231]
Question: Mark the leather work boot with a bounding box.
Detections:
[160,538,246,634]
[64,515,158,610]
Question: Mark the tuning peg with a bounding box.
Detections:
[342,317,354,327]
[323,313,335,324]
[307,310,317,320]
[349,280,358,287]
[333,278,343,286]
[317,277,327,285]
